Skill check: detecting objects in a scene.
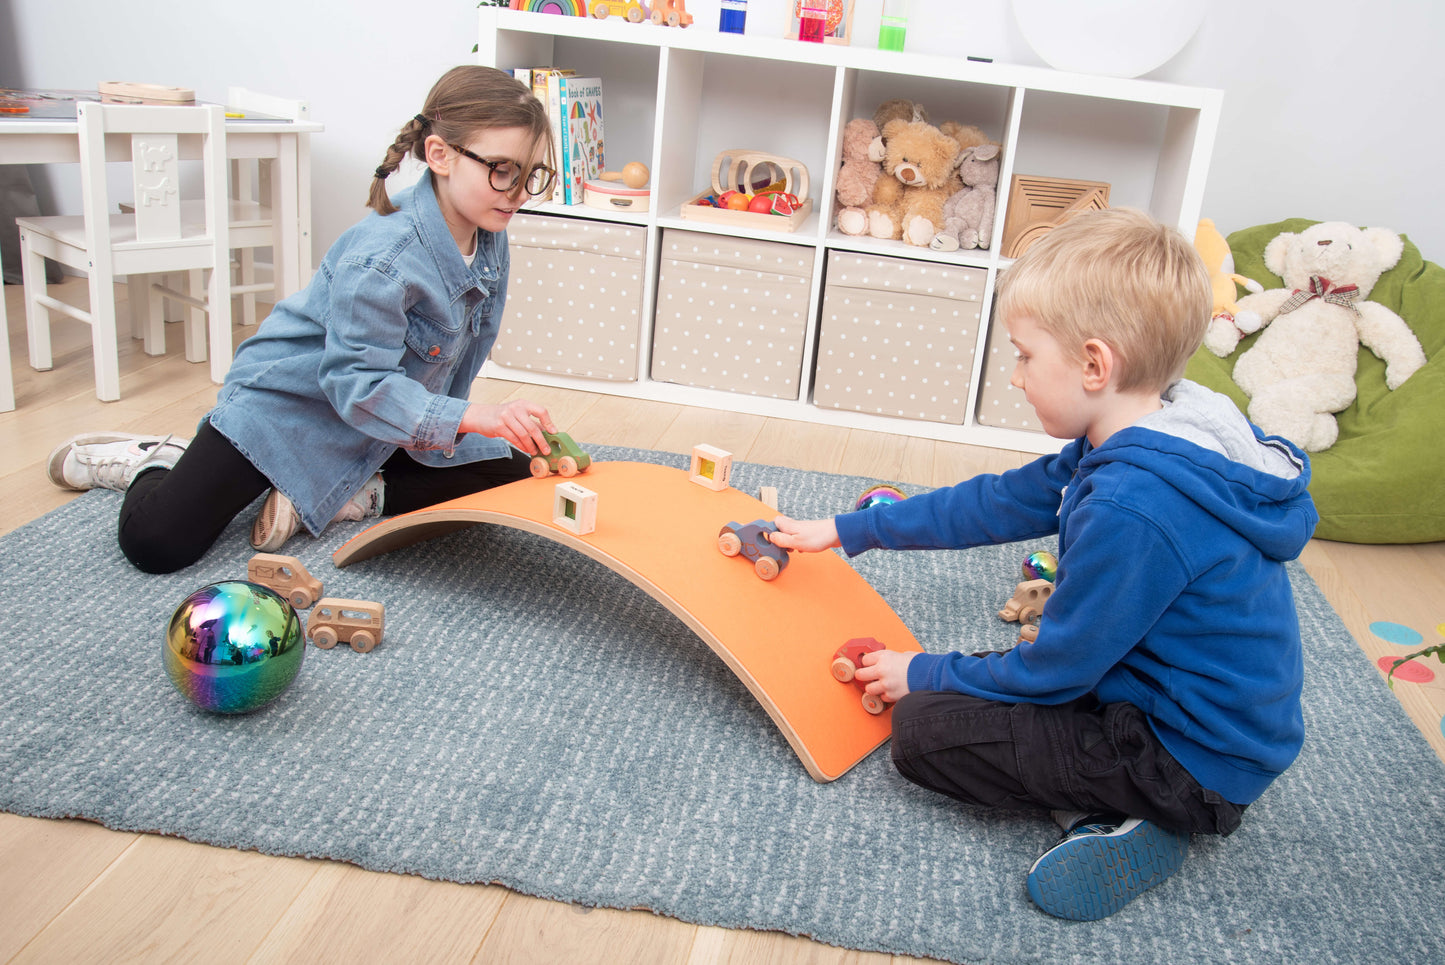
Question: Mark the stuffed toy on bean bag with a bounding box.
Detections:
[1184,218,1445,543]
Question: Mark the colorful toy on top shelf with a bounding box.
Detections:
[855,483,906,512]
[1022,549,1058,583]
[650,0,692,26]
[830,637,889,715]
[718,519,791,581]
[508,0,587,13]
[247,553,324,609]
[529,430,592,478]
[163,581,305,714]
[589,0,647,21]
[307,598,386,653]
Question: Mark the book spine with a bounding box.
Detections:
[546,72,566,204]
[557,76,573,204]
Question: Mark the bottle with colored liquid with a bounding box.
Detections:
[878,0,909,51]
[798,2,826,43]
[719,0,746,34]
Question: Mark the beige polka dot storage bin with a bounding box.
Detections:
[813,252,985,424]
[650,230,814,401]
[491,214,645,381]
[974,308,1044,433]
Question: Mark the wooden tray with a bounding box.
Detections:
[679,149,812,233]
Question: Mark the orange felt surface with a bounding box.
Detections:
[334,461,923,781]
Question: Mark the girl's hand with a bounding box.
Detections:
[461,400,556,455]
[854,649,914,703]
[769,514,841,553]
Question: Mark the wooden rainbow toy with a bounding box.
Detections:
[509,0,586,14]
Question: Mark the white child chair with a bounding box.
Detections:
[16,102,232,400]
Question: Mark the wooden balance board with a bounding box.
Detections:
[333,460,923,782]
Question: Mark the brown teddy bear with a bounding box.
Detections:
[834,117,882,235]
[863,118,962,246]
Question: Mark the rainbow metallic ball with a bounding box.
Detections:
[163,581,305,714]
[855,484,907,512]
[1023,550,1059,583]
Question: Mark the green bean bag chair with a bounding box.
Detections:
[1184,219,1445,544]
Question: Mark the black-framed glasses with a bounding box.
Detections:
[449,143,555,196]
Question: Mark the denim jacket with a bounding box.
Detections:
[208,171,512,535]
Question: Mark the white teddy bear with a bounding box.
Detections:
[1205,221,1427,452]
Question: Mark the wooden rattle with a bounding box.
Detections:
[599,161,650,189]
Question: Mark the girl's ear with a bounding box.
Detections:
[1081,337,1113,392]
[423,134,451,176]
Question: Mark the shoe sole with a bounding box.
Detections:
[250,489,297,551]
[45,431,161,490]
[1026,819,1189,921]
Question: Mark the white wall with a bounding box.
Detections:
[8,0,1444,261]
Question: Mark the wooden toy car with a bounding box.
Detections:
[831,637,888,715]
[247,553,323,609]
[650,0,692,27]
[529,430,591,479]
[307,598,385,653]
[999,578,1052,625]
[590,0,646,21]
[718,519,790,581]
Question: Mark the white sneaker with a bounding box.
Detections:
[46,432,189,492]
[250,473,384,552]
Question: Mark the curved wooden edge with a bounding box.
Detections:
[335,507,847,782]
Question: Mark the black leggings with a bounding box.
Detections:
[118,420,534,574]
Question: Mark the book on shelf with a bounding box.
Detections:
[558,76,604,206]
[530,68,574,204]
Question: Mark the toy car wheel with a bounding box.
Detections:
[290,588,313,610]
[350,630,377,653]
[591,2,608,17]
[718,531,742,557]
[312,626,339,649]
[529,456,551,479]
[754,557,780,581]
[559,456,579,477]
[626,4,643,21]
[1020,605,1042,624]
[862,693,887,715]
[830,656,857,683]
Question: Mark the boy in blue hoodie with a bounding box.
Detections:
[771,208,1318,921]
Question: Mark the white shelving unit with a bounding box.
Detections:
[476,8,1222,454]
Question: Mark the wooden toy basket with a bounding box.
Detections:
[680,149,813,232]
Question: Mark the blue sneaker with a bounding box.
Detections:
[1026,815,1189,920]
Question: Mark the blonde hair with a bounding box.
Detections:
[367,65,553,215]
[995,207,1211,392]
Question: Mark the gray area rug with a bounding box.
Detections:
[2,446,1442,964]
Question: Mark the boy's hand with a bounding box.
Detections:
[769,514,841,553]
[855,648,914,703]
[461,400,556,455]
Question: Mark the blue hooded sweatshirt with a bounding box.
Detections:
[834,380,1319,805]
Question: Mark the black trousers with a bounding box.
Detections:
[118,419,534,574]
[889,689,1247,836]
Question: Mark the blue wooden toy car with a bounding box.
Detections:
[717,519,791,581]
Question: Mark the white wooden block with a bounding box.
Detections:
[690,444,733,491]
[553,481,598,535]
[759,486,779,510]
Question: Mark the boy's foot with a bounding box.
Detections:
[1026,814,1189,921]
[47,432,188,492]
[250,473,384,552]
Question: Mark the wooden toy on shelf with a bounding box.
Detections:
[680,150,813,232]
[553,481,598,535]
[584,161,652,211]
[830,637,889,715]
[589,0,647,21]
[307,598,386,652]
[690,444,733,491]
[999,174,1110,258]
[246,553,323,609]
[717,519,790,581]
[650,0,692,26]
[97,81,195,104]
[529,430,591,478]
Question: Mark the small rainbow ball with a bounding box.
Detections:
[1023,550,1058,583]
[855,484,907,512]
[163,581,305,714]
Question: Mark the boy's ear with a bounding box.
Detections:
[423,134,451,176]
[1081,337,1113,391]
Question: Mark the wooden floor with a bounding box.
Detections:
[2,279,1442,964]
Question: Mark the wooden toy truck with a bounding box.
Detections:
[307,598,385,653]
[830,637,889,715]
[247,553,323,609]
[529,430,591,479]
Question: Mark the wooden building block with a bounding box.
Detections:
[999,175,1111,258]
[553,481,598,535]
[690,444,733,491]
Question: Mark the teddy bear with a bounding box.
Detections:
[861,118,962,247]
[1196,218,1263,350]
[834,117,882,236]
[867,99,928,163]
[1209,221,1427,452]
[929,140,1001,252]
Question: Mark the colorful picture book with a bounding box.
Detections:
[558,76,604,205]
